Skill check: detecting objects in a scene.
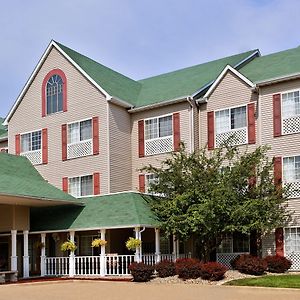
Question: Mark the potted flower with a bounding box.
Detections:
[60,240,77,252]
[126,237,142,251]
[91,238,107,248]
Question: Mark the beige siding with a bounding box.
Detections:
[131,102,191,191]
[108,102,132,193]
[0,205,29,231]
[199,70,258,151]
[260,79,300,225]
[8,47,109,194]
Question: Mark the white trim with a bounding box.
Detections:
[256,72,300,87]
[68,174,94,198]
[107,102,111,193]
[3,40,112,125]
[108,97,134,109]
[128,97,188,113]
[202,65,254,100]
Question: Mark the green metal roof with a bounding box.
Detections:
[0,117,7,140]
[0,153,77,203]
[30,192,160,231]
[240,46,300,83]
[55,41,258,108]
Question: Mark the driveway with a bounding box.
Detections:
[0,281,299,300]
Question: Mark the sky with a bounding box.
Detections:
[1,0,300,118]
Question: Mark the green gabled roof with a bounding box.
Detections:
[30,192,160,231]
[135,49,258,107]
[0,153,77,203]
[56,41,258,108]
[55,42,142,104]
[240,46,300,83]
[0,117,7,140]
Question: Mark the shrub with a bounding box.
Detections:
[234,254,267,275]
[201,262,228,281]
[155,260,176,278]
[263,255,292,273]
[175,258,202,279]
[128,262,154,282]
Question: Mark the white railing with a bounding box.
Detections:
[45,257,69,276]
[216,252,249,269]
[142,254,156,265]
[286,252,300,271]
[105,255,135,276]
[75,256,101,276]
[67,139,92,159]
[21,149,42,165]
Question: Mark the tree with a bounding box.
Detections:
[142,144,291,261]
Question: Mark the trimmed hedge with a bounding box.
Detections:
[129,262,154,282]
[175,258,202,279]
[263,255,292,273]
[155,260,176,278]
[233,254,267,275]
[201,262,228,281]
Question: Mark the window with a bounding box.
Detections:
[282,91,300,134]
[46,75,63,114]
[285,227,300,253]
[145,174,158,193]
[283,155,300,198]
[215,106,247,147]
[144,115,173,155]
[69,175,93,197]
[217,233,249,253]
[19,130,42,165]
[67,119,93,159]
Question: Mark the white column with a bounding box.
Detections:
[40,233,46,276]
[155,228,161,263]
[69,231,75,277]
[11,230,17,271]
[100,229,106,277]
[134,227,140,262]
[176,239,180,258]
[23,230,29,278]
[172,235,177,261]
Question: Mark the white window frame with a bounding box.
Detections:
[20,129,43,165]
[282,154,300,199]
[281,89,300,135]
[67,118,93,159]
[68,174,94,198]
[145,173,158,194]
[144,113,173,156]
[214,104,248,146]
[284,226,300,254]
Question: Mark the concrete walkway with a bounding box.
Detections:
[0,281,299,300]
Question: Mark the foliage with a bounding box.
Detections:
[91,239,107,248]
[128,262,154,282]
[225,275,300,288]
[60,240,77,252]
[142,144,291,260]
[34,241,45,249]
[155,260,176,278]
[175,258,202,279]
[126,237,142,251]
[200,262,228,281]
[234,254,267,275]
[263,255,292,273]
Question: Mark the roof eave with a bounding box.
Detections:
[108,96,134,109]
[128,96,189,113]
[255,72,300,87]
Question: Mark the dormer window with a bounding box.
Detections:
[42,69,67,116]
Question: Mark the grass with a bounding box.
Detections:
[226,275,300,289]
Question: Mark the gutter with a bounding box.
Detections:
[128,96,189,113]
[255,72,300,87]
[107,96,134,109]
[186,97,195,152]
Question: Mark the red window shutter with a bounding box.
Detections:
[42,128,48,164]
[15,134,21,155]
[138,120,145,158]
[273,94,282,137]
[92,116,99,155]
[275,227,284,257]
[274,156,282,188]
[62,177,68,193]
[93,172,100,195]
[247,103,256,144]
[173,113,181,151]
[139,174,145,193]
[61,124,67,161]
[207,111,214,150]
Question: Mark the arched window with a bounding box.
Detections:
[42,69,67,116]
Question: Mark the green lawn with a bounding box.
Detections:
[226,275,300,289]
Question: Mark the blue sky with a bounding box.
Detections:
[1,0,300,117]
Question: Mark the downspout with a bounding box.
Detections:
[139,227,146,261]
[187,97,194,152]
